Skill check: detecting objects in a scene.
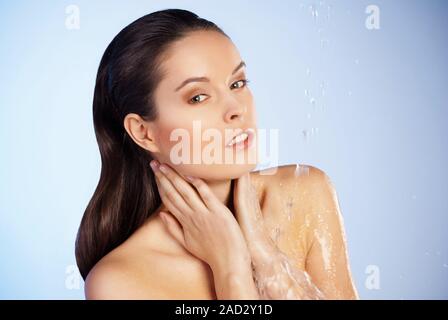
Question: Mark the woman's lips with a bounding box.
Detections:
[226,128,255,150]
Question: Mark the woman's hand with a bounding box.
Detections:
[149,160,252,274]
[233,172,277,264]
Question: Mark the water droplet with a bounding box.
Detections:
[295,164,310,177]
[302,129,309,141]
[307,113,311,119]
[326,5,331,20]
[306,68,311,77]
[309,97,316,106]
[319,81,326,96]
[271,226,281,243]
[304,89,309,96]
[309,5,318,22]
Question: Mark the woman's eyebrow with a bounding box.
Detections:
[174,61,246,92]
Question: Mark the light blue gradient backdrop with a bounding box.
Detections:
[0,0,447,299]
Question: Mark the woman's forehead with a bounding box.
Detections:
[159,31,243,82]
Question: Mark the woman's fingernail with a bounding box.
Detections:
[159,165,167,174]
[150,160,159,170]
[185,175,195,182]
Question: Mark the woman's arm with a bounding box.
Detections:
[245,229,325,299]
[234,168,358,300]
[212,260,260,300]
[233,172,324,299]
[302,167,359,299]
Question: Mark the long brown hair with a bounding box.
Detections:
[75,9,228,280]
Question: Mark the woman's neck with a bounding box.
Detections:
[155,178,235,215]
[203,178,234,212]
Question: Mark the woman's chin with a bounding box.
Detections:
[169,161,258,181]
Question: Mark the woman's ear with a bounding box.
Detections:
[123,113,160,153]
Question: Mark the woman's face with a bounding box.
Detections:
[150,30,258,181]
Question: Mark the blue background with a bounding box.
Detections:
[0,0,447,299]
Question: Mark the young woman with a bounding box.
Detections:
[75,8,358,300]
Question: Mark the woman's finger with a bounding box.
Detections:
[154,176,188,224]
[160,211,186,247]
[158,163,209,214]
[152,165,192,224]
[186,176,220,211]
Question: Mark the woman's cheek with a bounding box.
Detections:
[156,123,194,164]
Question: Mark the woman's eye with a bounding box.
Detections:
[188,79,250,105]
[231,79,250,89]
[189,94,208,104]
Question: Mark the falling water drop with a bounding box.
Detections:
[306,68,311,77]
[309,5,318,22]
[320,81,326,96]
[302,129,309,141]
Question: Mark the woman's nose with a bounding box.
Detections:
[224,101,247,123]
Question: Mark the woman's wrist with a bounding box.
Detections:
[246,232,278,265]
[212,266,260,300]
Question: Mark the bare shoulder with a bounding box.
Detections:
[84,234,216,300]
[84,247,169,300]
[250,163,334,200]
[249,164,340,262]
